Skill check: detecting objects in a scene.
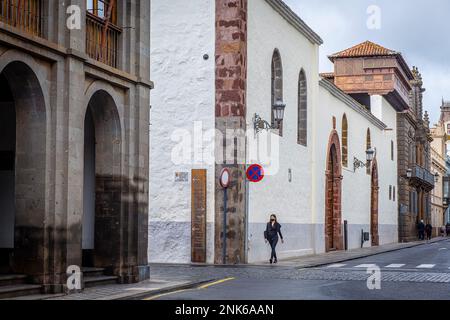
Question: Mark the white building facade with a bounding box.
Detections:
[149,0,399,264]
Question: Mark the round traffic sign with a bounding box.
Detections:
[219,168,231,188]
[246,164,264,183]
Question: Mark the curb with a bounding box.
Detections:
[295,238,448,269]
[115,278,217,300]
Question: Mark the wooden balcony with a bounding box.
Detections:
[410,164,435,192]
[0,0,42,37]
[86,12,121,69]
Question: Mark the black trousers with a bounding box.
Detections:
[419,231,425,240]
[268,237,279,261]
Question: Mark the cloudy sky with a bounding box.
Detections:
[283,0,450,125]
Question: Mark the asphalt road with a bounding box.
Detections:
[145,239,450,300]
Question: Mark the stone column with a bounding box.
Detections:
[214,0,247,264]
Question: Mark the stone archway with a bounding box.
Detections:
[325,130,343,252]
[0,61,47,277]
[371,159,379,246]
[82,90,122,276]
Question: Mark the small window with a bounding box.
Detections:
[342,114,348,167]
[87,0,118,24]
[366,128,371,175]
[389,185,392,200]
[297,69,307,146]
[271,49,283,136]
[391,140,394,161]
[393,186,396,201]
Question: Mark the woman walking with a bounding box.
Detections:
[264,214,284,264]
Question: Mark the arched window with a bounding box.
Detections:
[342,114,348,167]
[298,69,307,146]
[271,49,283,135]
[366,128,371,174]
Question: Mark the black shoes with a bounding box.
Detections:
[269,259,273,264]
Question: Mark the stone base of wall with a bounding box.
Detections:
[149,221,215,264]
[149,221,399,264]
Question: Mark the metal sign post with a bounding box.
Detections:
[223,187,227,265]
[219,168,231,265]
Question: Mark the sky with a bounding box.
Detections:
[283,0,450,126]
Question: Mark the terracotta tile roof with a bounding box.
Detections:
[328,40,415,80]
[329,41,398,61]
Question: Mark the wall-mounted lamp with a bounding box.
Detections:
[353,148,376,172]
[406,168,413,178]
[253,100,286,135]
[435,172,440,183]
[400,168,413,181]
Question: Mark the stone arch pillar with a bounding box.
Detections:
[325,130,343,252]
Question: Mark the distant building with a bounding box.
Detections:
[437,100,450,225]
[324,41,434,243]
[430,113,447,235]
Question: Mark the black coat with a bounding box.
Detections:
[418,222,425,232]
[265,222,283,240]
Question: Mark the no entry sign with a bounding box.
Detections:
[246,164,264,183]
[219,168,231,188]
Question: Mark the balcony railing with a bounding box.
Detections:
[0,0,42,37]
[410,164,435,190]
[86,12,121,68]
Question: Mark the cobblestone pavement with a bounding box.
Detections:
[150,239,450,285]
[150,264,450,284]
[146,241,450,300]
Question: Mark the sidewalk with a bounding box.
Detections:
[9,276,214,301]
[261,237,448,269]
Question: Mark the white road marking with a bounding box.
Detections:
[385,264,406,268]
[438,248,448,251]
[326,264,346,268]
[354,264,377,268]
[416,264,435,269]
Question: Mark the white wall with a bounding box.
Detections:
[149,0,216,263]
[314,87,398,252]
[246,0,320,262]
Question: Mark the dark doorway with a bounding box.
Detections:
[325,131,343,252]
[371,159,380,246]
[0,62,47,278]
[82,90,122,275]
[0,73,15,273]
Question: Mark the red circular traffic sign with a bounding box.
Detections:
[246,164,264,183]
[219,168,231,188]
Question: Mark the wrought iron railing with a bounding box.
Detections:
[411,165,435,186]
[0,0,42,37]
[86,12,121,68]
